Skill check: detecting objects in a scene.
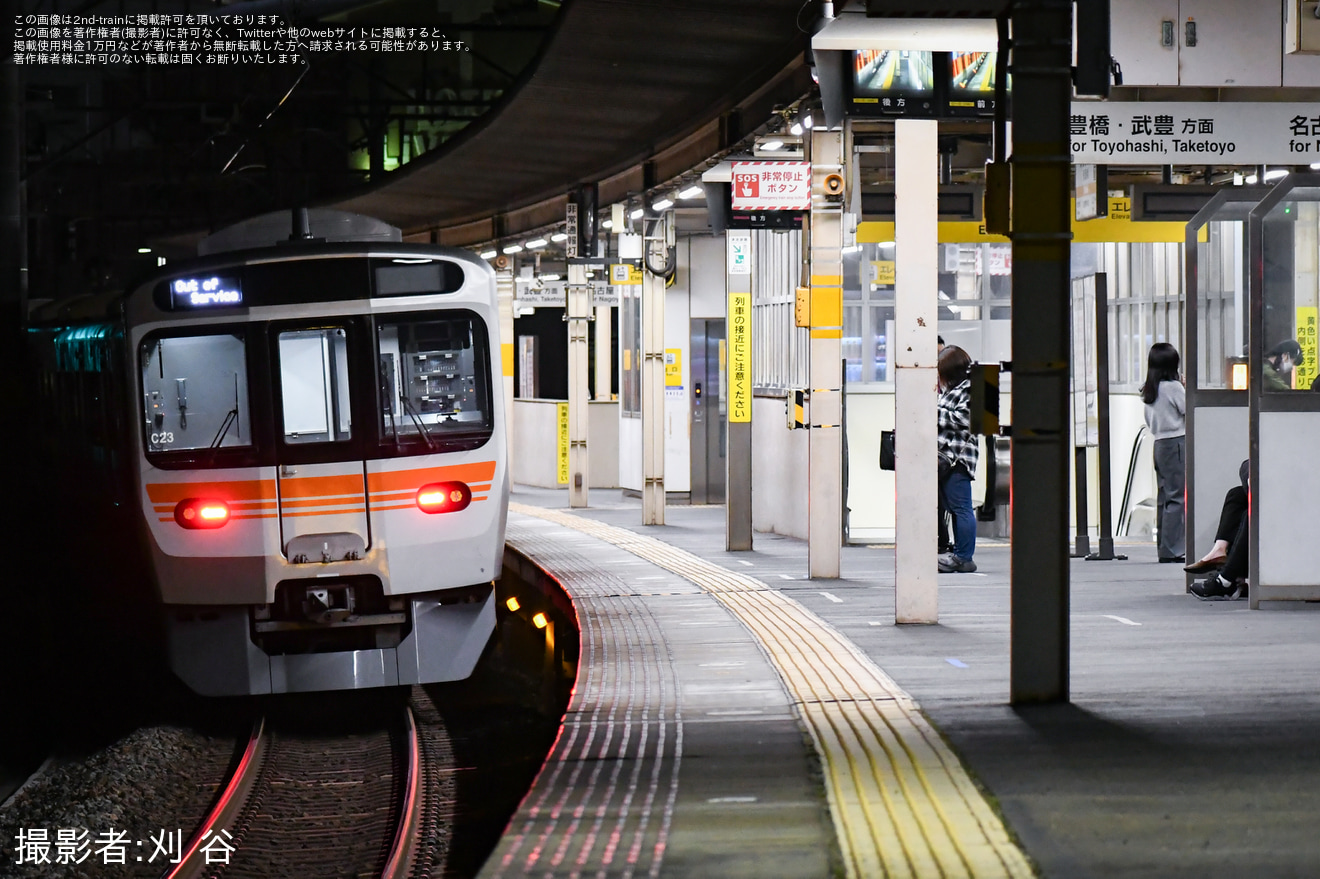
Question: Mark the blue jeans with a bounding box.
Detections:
[941,468,976,561]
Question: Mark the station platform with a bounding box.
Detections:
[482,487,1320,879]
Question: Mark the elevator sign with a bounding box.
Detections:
[731,161,811,211]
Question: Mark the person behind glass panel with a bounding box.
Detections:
[1141,342,1185,564]
[1263,339,1303,391]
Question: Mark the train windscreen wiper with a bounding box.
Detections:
[400,397,437,451]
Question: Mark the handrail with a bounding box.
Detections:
[1116,424,1149,536]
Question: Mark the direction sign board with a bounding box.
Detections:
[1070,102,1320,165]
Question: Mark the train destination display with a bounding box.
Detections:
[171,275,243,309]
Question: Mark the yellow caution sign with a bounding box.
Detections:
[556,401,569,485]
[664,348,682,386]
[610,264,643,285]
[1298,306,1318,391]
[729,291,751,422]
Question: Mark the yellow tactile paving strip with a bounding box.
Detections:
[511,503,1034,879]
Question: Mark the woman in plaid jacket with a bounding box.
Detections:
[937,345,979,573]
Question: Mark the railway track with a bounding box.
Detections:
[165,699,446,879]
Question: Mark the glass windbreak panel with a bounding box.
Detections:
[1195,220,1246,390]
[277,328,352,444]
[1260,193,1320,392]
[377,313,491,448]
[140,330,250,453]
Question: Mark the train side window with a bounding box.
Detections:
[276,328,352,444]
[139,331,251,453]
[376,312,491,451]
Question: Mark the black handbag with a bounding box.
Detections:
[879,430,896,471]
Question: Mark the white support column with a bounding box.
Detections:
[642,217,667,525]
[808,128,844,579]
[894,118,939,624]
[496,265,515,466]
[567,263,591,508]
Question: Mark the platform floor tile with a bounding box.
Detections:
[483,513,834,878]
[505,503,1033,879]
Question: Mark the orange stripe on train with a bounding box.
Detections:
[367,461,496,493]
[147,462,495,506]
[278,474,367,499]
[146,479,276,504]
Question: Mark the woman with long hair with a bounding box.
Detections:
[937,345,978,573]
[1141,342,1186,563]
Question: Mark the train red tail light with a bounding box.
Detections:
[416,481,472,514]
[174,498,231,529]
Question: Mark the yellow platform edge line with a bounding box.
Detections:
[508,504,1034,879]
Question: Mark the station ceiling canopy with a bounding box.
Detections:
[19,0,814,296]
[333,0,816,244]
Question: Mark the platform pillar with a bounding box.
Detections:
[726,229,753,551]
[808,128,844,578]
[496,264,515,466]
[1009,0,1073,704]
[567,263,591,508]
[642,215,667,525]
[894,119,939,624]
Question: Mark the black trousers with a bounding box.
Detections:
[1215,460,1251,582]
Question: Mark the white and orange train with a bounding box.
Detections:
[28,210,508,695]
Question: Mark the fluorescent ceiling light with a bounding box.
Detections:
[678,186,704,199]
[479,250,497,259]
[1311,162,1320,170]
[1263,169,1288,182]
[630,208,644,220]
[541,274,562,281]
[789,123,803,136]
[502,244,523,254]
[550,232,568,241]
[526,238,548,248]
[1245,174,1259,185]
[652,198,673,211]
[802,113,814,130]
[601,219,614,229]
[760,140,785,151]
[137,247,152,254]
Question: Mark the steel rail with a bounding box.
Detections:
[163,716,267,879]
[382,704,423,879]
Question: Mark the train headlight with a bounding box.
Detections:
[416,481,472,514]
[174,498,232,529]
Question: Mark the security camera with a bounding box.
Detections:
[823,173,845,199]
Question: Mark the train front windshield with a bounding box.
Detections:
[140,312,491,466]
[377,314,491,446]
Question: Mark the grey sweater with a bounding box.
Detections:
[1143,381,1185,440]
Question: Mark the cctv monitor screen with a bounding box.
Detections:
[849,49,936,117]
[946,51,1006,117]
